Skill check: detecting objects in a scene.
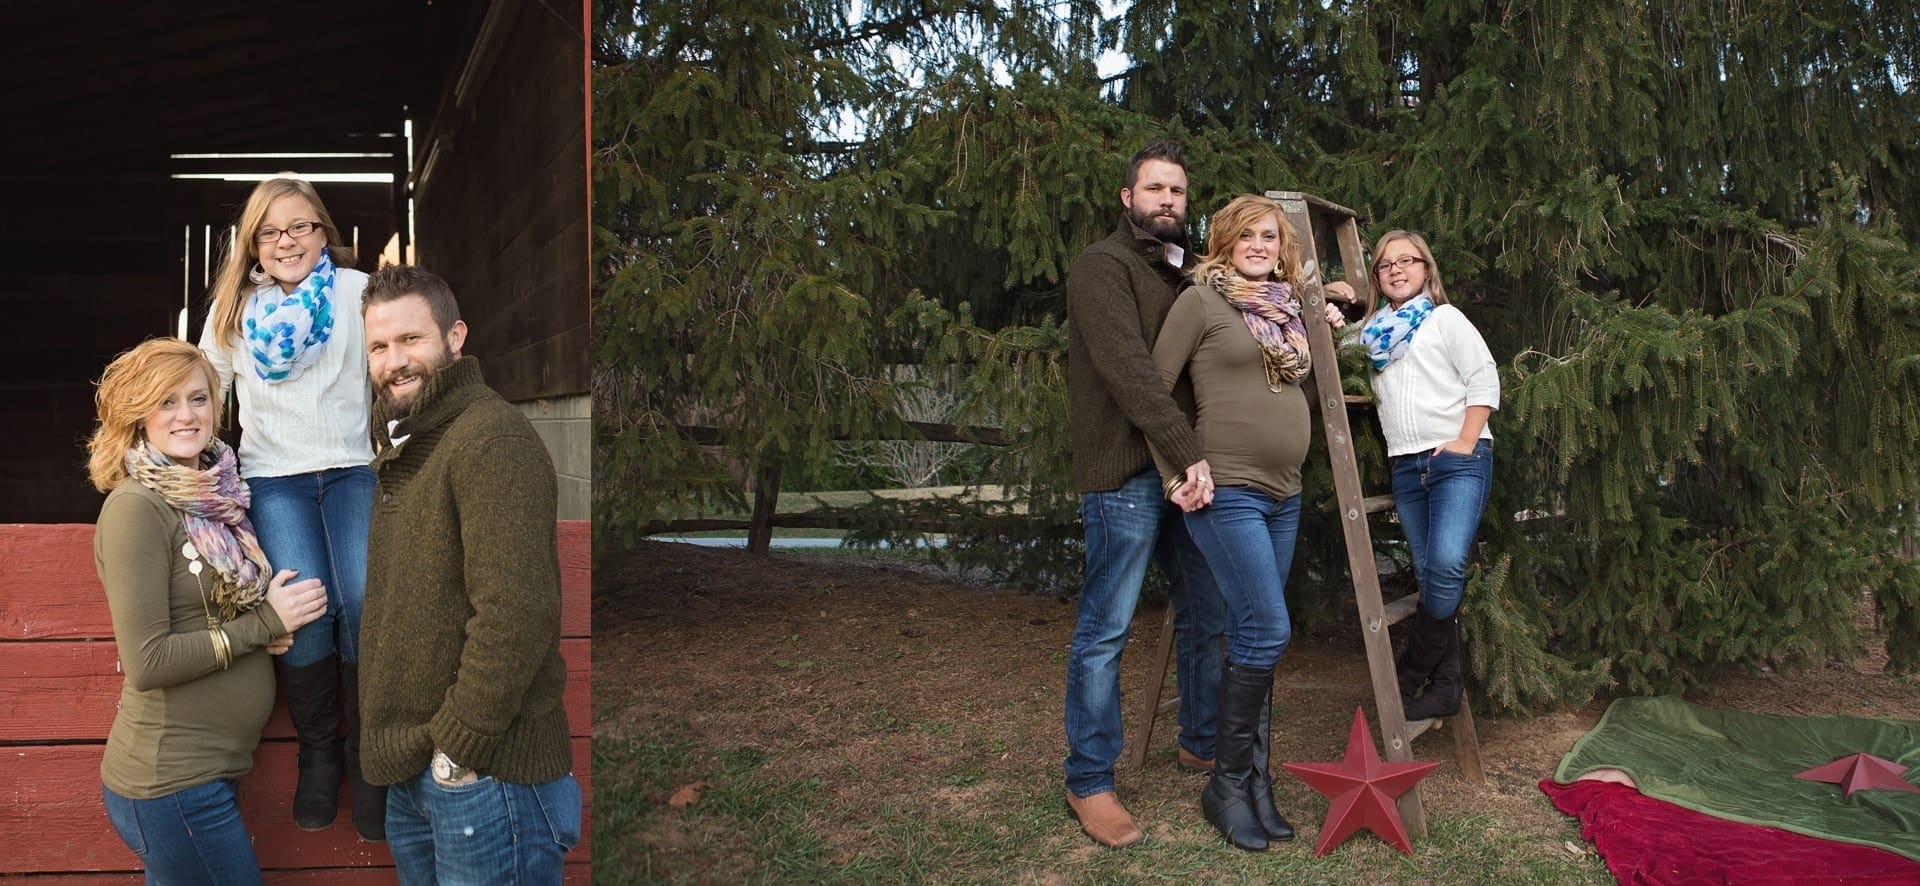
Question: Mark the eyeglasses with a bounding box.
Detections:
[1373,255,1426,274]
[254,221,325,243]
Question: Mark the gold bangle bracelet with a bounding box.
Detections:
[209,627,232,670]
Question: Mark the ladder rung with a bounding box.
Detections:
[1382,591,1420,625]
[1343,394,1373,406]
[1405,716,1440,742]
[1363,494,1396,514]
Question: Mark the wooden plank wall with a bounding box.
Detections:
[0,521,592,881]
[414,0,589,405]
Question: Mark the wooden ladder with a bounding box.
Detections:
[1127,190,1485,836]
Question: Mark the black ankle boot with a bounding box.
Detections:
[278,658,342,830]
[1202,661,1273,851]
[1403,612,1464,721]
[1249,696,1294,841]
[340,663,387,842]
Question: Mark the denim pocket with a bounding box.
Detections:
[532,775,584,851]
[432,773,495,794]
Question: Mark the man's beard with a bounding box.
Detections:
[376,347,455,419]
[1129,203,1187,247]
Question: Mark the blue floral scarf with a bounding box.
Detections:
[1361,293,1435,371]
[245,249,336,383]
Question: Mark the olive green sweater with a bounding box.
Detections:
[96,480,287,798]
[360,356,573,785]
[1150,284,1312,501]
[1065,215,1205,493]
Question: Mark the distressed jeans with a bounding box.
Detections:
[1064,466,1227,797]
[385,768,582,885]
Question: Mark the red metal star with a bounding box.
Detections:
[1794,753,1920,800]
[1282,706,1440,856]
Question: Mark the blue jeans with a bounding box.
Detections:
[1391,439,1494,619]
[247,466,374,666]
[102,780,262,886]
[386,768,583,886]
[1182,486,1300,668]
[1064,466,1227,797]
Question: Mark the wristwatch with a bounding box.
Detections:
[431,749,473,782]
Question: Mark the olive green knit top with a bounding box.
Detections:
[1150,283,1312,501]
[96,480,287,799]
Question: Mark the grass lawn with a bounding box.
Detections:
[592,542,1639,884]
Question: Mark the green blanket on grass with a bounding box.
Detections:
[1554,696,1920,860]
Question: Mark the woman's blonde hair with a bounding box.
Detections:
[205,176,356,349]
[1370,229,1448,306]
[87,339,222,492]
[1193,194,1303,288]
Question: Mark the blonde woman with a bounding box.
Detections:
[1149,194,1340,851]
[197,175,380,836]
[89,338,327,884]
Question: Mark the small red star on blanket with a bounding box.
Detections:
[1794,753,1920,800]
[1282,706,1440,856]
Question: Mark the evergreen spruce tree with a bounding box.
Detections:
[596,1,1920,712]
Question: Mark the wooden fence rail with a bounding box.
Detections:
[657,401,1377,551]
[667,422,1013,551]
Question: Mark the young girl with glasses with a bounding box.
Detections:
[197,176,384,839]
[1325,230,1499,722]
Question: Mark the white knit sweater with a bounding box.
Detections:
[1369,302,1499,457]
[197,268,375,479]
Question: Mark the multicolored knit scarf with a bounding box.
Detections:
[1205,265,1312,388]
[245,248,336,383]
[124,438,271,620]
[1361,293,1436,371]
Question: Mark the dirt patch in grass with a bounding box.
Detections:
[595,540,1919,883]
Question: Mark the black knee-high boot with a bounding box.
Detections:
[1249,695,1295,840]
[1395,605,1448,706]
[340,663,386,841]
[1403,611,1464,721]
[278,658,342,830]
[1202,661,1272,851]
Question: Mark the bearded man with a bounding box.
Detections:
[356,265,580,884]
[1060,141,1228,849]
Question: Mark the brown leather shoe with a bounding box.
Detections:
[1177,747,1213,773]
[1066,790,1146,849]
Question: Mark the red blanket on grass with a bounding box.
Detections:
[1540,777,1920,884]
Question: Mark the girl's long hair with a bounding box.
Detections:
[204,176,355,349]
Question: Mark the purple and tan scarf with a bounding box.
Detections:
[1206,265,1312,387]
[124,438,271,620]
